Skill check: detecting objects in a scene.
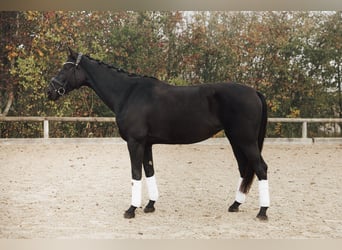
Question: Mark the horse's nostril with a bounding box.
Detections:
[46,86,56,100]
[46,87,52,96]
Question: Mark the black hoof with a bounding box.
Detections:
[144,206,155,213]
[228,206,239,212]
[144,200,156,213]
[256,207,268,221]
[256,214,268,221]
[228,201,241,212]
[124,205,137,219]
[124,211,135,219]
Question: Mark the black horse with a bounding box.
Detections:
[47,48,270,220]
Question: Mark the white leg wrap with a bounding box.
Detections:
[235,177,246,203]
[131,179,142,207]
[258,180,270,207]
[146,175,159,201]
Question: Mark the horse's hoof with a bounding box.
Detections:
[144,200,156,213]
[256,207,268,221]
[124,210,135,219]
[144,206,155,213]
[256,214,268,221]
[124,205,137,219]
[228,201,241,212]
[228,206,239,212]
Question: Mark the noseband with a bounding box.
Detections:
[50,53,83,96]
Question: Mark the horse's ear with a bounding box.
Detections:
[67,47,77,58]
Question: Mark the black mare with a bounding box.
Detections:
[47,48,270,220]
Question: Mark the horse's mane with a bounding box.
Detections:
[83,54,158,80]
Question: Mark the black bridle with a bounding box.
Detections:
[50,53,83,96]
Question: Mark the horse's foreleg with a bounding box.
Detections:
[143,144,159,213]
[124,139,145,219]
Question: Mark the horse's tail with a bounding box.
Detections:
[240,91,268,193]
[257,91,268,153]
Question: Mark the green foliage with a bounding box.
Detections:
[1,11,341,138]
[168,77,189,86]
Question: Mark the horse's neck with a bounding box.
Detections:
[83,60,135,114]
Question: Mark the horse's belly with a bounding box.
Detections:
[149,117,222,144]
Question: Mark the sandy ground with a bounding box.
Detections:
[0,139,341,239]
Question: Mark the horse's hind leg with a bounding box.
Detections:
[255,155,269,220]
[227,140,249,213]
[226,133,270,220]
[142,144,159,213]
[241,144,270,220]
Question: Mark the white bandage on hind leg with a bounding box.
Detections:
[235,177,246,203]
[146,175,159,201]
[131,179,142,207]
[258,180,270,207]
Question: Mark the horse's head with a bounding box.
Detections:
[47,48,87,101]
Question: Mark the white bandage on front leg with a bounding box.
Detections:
[131,179,142,207]
[146,175,159,201]
[258,180,270,207]
[235,177,246,203]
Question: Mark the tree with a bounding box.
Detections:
[1,11,341,138]
[0,12,20,117]
[311,11,342,117]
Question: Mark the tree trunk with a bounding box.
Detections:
[0,91,14,117]
[338,64,342,118]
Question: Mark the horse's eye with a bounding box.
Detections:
[63,64,74,70]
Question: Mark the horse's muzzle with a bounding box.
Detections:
[46,83,59,101]
[47,77,67,101]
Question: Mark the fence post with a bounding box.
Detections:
[302,121,307,138]
[43,119,49,139]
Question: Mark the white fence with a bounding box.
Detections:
[0,116,342,139]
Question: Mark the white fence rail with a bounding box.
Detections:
[1,116,342,139]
